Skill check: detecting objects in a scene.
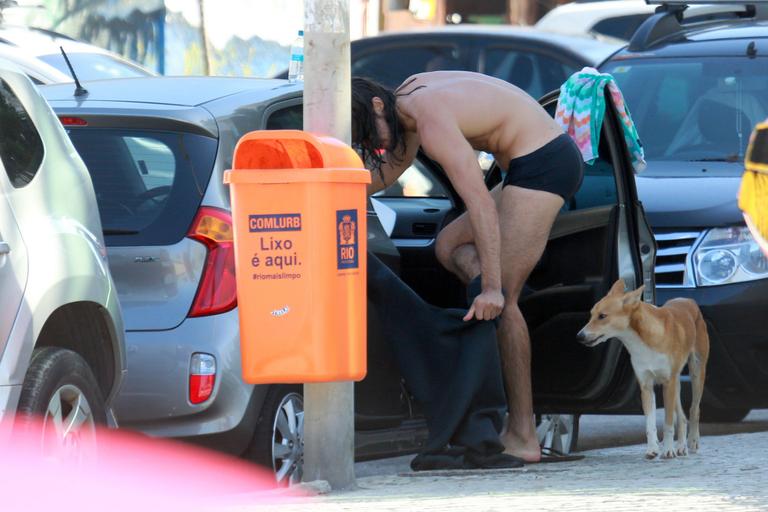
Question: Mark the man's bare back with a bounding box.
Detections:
[394,71,563,169]
[351,71,571,322]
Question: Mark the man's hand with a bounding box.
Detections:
[463,289,505,321]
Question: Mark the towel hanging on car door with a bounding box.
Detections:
[555,66,646,173]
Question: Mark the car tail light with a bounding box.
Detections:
[187,207,237,317]
[189,353,216,404]
[58,116,88,126]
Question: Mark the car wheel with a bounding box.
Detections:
[15,347,106,460]
[701,406,751,423]
[247,385,304,486]
[536,413,579,454]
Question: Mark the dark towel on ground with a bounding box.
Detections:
[367,253,508,464]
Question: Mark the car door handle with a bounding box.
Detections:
[0,241,9,255]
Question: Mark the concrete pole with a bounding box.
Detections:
[302,0,356,491]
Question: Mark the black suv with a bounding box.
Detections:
[600,1,768,421]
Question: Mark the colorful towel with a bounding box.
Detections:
[555,67,646,173]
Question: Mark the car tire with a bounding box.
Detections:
[14,347,106,457]
[246,385,304,486]
[701,406,751,423]
[536,413,579,454]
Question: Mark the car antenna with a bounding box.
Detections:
[59,46,88,97]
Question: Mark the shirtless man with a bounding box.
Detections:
[351,72,583,462]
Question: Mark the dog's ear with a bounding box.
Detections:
[609,279,626,295]
[623,285,645,307]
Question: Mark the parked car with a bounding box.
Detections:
[0,25,155,84]
[350,26,621,100]
[42,74,655,483]
[0,59,126,447]
[351,25,621,98]
[599,1,768,421]
[534,0,749,41]
[275,26,620,101]
[535,0,656,42]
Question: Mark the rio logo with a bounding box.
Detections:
[336,209,358,270]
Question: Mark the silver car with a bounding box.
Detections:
[0,59,126,446]
[42,78,316,483]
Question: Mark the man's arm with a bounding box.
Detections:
[366,131,421,195]
[417,115,504,321]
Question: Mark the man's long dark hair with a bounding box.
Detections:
[351,77,407,179]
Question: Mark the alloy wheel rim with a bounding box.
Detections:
[271,392,304,485]
[41,384,97,462]
[536,414,574,455]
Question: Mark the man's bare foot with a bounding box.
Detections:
[500,432,541,463]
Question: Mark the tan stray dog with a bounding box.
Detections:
[577,280,710,459]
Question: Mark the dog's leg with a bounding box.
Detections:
[640,379,659,459]
[661,377,679,459]
[688,352,706,454]
[675,382,688,456]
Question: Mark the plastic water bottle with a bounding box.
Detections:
[288,30,304,83]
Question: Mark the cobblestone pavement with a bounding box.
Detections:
[249,428,768,511]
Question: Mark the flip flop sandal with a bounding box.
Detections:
[538,446,585,463]
[463,451,525,469]
[410,451,465,471]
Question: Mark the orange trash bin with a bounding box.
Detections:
[223,130,371,384]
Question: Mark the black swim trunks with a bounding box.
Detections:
[502,133,584,203]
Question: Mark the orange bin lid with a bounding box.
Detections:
[233,130,363,170]
[225,168,370,184]
[224,130,370,185]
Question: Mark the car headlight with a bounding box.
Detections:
[693,226,768,286]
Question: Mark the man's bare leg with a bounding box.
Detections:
[449,244,481,284]
[496,185,563,461]
[435,183,564,462]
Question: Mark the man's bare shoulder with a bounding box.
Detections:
[394,74,453,120]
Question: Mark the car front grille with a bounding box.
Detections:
[654,230,702,287]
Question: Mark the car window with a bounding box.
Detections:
[352,45,465,90]
[65,128,217,246]
[0,78,43,188]
[266,104,303,130]
[373,159,449,198]
[591,14,652,41]
[38,52,150,80]
[483,48,577,100]
[542,101,617,211]
[123,137,175,191]
[603,57,768,162]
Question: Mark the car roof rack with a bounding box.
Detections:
[629,1,768,51]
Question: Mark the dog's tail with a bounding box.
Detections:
[692,307,710,365]
[688,307,710,424]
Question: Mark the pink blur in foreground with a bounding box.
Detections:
[1,418,303,511]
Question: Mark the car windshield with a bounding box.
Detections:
[39,52,152,80]
[601,57,768,163]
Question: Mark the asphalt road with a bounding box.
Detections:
[355,409,768,477]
